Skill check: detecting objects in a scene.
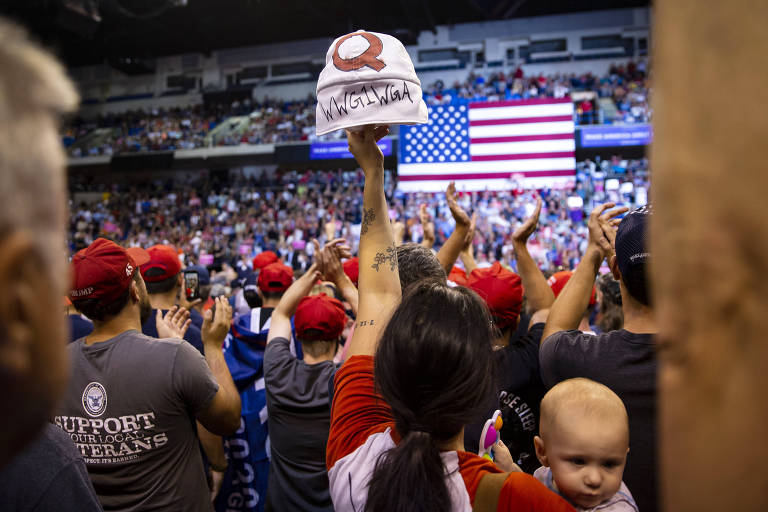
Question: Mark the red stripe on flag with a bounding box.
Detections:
[469,115,572,126]
[399,170,575,181]
[469,97,573,108]
[470,133,574,144]
[471,151,575,161]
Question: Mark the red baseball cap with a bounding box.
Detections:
[257,262,294,293]
[70,238,150,303]
[448,265,469,287]
[253,251,279,270]
[467,262,524,330]
[547,270,597,306]
[140,244,182,283]
[295,293,347,341]
[342,257,359,287]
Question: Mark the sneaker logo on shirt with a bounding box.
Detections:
[82,382,107,417]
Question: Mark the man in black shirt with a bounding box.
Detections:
[541,204,657,512]
[464,197,555,473]
[264,263,347,511]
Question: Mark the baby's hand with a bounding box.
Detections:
[492,440,522,473]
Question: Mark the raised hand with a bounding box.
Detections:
[156,305,191,340]
[598,207,627,254]
[512,196,542,245]
[588,203,629,258]
[446,181,471,228]
[419,204,435,248]
[318,238,351,284]
[392,220,405,246]
[201,296,233,348]
[345,125,390,174]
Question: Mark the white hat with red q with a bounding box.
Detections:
[316,30,428,135]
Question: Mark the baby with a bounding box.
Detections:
[533,378,638,511]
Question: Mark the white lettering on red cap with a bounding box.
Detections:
[125,263,133,276]
[71,287,94,297]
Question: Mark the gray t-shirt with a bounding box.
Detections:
[263,337,338,512]
[56,330,219,511]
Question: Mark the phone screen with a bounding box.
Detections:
[184,270,200,301]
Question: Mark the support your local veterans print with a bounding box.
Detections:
[54,412,168,464]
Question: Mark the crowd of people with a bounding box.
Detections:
[424,61,650,125]
[65,97,322,157]
[67,157,648,277]
[2,21,664,512]
[66,61,650,157]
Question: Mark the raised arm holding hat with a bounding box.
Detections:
[325,123,573,511]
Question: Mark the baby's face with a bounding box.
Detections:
[545,413,628,509]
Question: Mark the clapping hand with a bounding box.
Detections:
[201,296,233,348]
[156,306,191,340]
[512,196,542,245]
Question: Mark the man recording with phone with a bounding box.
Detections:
[140,244,205,355]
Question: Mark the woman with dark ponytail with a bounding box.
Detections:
[326,126,574,512]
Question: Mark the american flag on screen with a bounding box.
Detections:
[398,97,576,192]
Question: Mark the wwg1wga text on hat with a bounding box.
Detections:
[316,30,428,135]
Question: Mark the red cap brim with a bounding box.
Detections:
[126,247,151,266]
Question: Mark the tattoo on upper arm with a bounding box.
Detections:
[361,208,375,235]
[371,244,398,272]
[358,319,375,327]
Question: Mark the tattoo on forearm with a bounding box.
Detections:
[358,319,375,327]
[361,208,375,235]
[371,244,398,272]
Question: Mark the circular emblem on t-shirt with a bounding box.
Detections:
[82,382,107,417]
